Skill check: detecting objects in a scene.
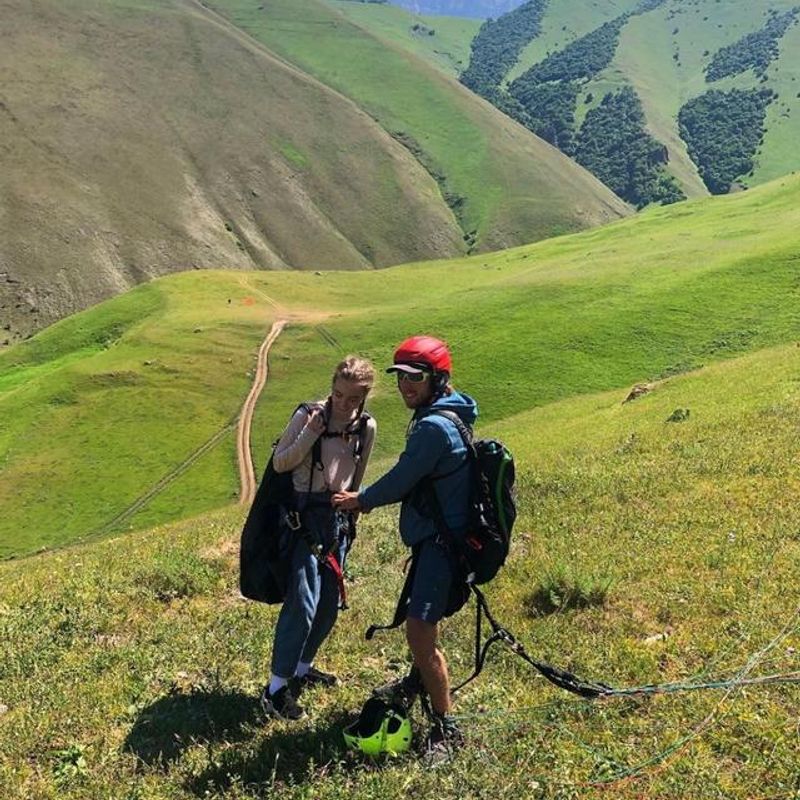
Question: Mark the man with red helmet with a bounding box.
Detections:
[333,335,477,764]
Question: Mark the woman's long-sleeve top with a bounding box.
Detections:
[272,402,376,494]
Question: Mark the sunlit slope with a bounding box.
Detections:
[326,0,481,77]
[0,274,274,559]
[585,0,800,198]
[506,0,800,197]
[505,0,642,84]
[206,0,630,251]
[1,338,798,798]
[0,0,465,345]
[2,174,798,558]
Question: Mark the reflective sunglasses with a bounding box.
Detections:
[395,370,429,383]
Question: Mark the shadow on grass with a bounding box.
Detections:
[185,710,357,796]
[125,689,367,794]
[124,687,261,767]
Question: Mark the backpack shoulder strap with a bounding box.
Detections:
[293,401,325,492]
[424,410,475,482]
[344,411,373,492]
[426,408,473,446]
[353,410,372,452]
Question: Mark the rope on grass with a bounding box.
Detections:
[446,578,799,787]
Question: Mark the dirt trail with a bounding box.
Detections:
[237,320,286,506]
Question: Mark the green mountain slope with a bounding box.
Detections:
[463,0,800,202]
[327,1,481,76]
[588,1,800,197]
[0,0,467,345]
[1,327,798,799]
[2,173,799,559]
[205,0,630,251]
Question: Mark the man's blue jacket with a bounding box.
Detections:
[359,391,478,546]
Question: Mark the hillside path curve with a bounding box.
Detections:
[237,320,286,506]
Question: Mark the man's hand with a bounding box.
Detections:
[332,491,362,512]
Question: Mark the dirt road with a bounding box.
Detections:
[237,320,286,505]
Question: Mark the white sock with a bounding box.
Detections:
[269,674,288,696]
[295,661,312,678]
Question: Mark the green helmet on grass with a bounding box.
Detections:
[343,697,412,756]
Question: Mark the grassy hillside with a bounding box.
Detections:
[0,0,466,345]
[2,173,799,559]
[1,336,798,798]
[491,0,800,198]
[0,274,267,558]
[586,0,800,197]
[205,0,630,253]
[327,1,481,76]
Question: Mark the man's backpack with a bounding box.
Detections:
[238,401,371,604]
[427,410,516,585]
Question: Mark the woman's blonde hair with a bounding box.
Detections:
[333,355,375,391]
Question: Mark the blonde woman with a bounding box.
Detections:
[261,356,376,720]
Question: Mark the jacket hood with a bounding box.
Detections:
[417,391,478,426]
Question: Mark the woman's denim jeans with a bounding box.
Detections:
[270,492,349,679]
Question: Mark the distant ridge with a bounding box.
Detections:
[388,0,527,19]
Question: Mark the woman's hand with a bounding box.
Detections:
[304,407,326,435]
[332,491,362,512]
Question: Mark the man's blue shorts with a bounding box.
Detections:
[407,537,457,624]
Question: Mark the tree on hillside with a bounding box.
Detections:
[635,0,669,11]
[678,88,775,193]
[575,87,685,208]
[706,8,800,82]
[508,81,579,152]
[460,0,548,98]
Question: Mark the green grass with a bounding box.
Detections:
[1,336,798,798]
[326,0,480,77]
[0,274,269,557]
[2,173,800,557]
[750,18,800,185]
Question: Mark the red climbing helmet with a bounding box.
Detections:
[387,335,452,376]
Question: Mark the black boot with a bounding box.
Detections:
[422,711,464,768]
[371,666,423,710]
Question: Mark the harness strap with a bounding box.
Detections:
[298,400,369,610]
[364,559,614,698]
[365,549,418,640]
[452,585,615,699]
[323,551,348,610]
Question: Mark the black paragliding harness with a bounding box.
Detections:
[240,398,370,610]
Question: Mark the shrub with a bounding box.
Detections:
[527,561,614,615]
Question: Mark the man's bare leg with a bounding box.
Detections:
[406,616,450,714]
